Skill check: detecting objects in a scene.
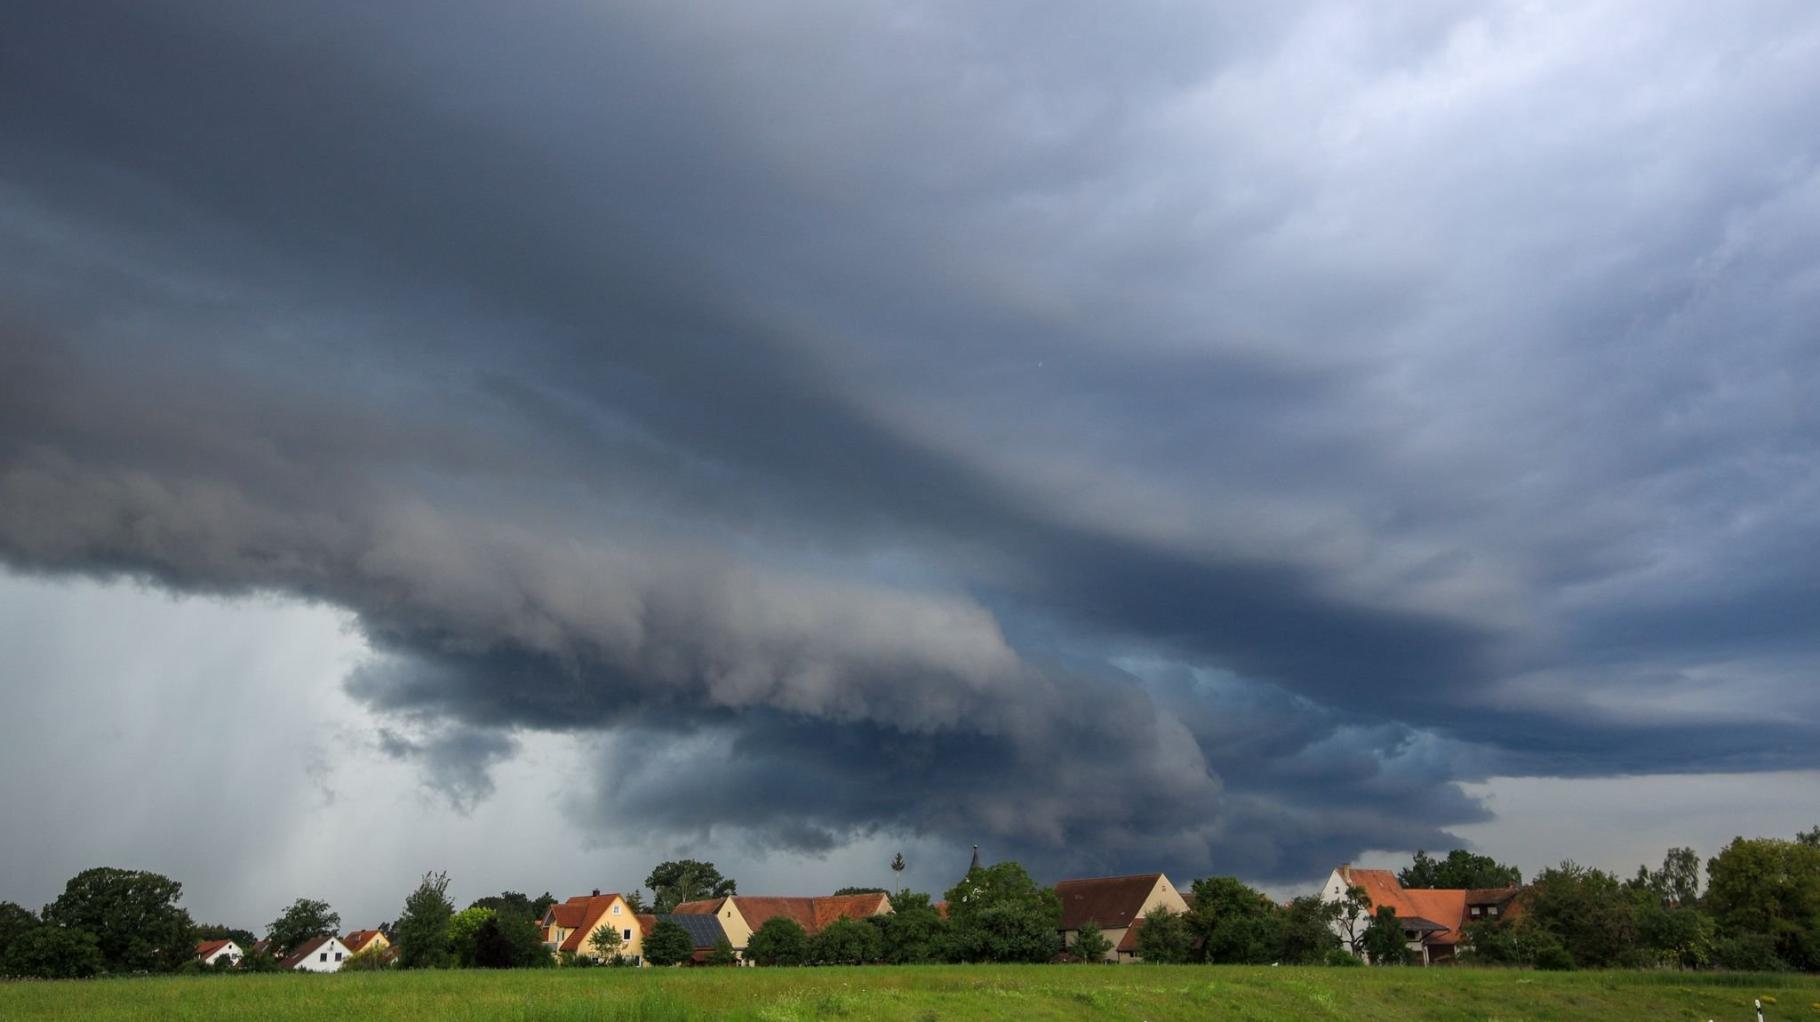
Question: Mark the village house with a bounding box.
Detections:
[344,929,392,959]
[1319,864,1522,964]
[279,934,354,972]
[671,893,892,955]
[541,891,646,964]
[633,912,735,965]
[194,938,242,967]
[1054,873,1190,963]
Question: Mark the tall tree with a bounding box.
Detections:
[1361,907,1412,965]
[471,917,515,968]
[1187,876,1282,964]
[1277,895,1342,964]
[394,871,455,969]
[0,902,38,963]
[890,853,907,880]
[447,907,495,967]
[1332,885,1375,955]
[643,861,737,914]
[1705,836,1820,971]
[266,898,340,954]
[942,861,1061,963]
[42,867,194,972]
[1519,862,1638,968]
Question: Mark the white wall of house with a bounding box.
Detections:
[199,940,242,966]
[293,936,353,972]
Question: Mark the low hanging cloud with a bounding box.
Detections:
[3,0,1820,884]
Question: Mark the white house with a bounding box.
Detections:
[280,934,354,972]
[194,938,243,966]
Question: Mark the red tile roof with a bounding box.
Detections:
[1055,873,1164,931]
[672,898,727,915]
[1115,917,1145,953]
[549,894,630,953]
[726,893,891,935]
[1336,867,1522,946]
[195,938,235,960]
[344,930,384,954]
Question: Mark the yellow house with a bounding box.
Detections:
[542,891,647,964]
[343,929,391,957]
[1055,873,1189,963]
[672,893,892,953]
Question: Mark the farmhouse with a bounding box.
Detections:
[672,893,892,953]
[1054,873,1190,963]
[541,891,646,964]
[1319,865,1522,964]
[279,934,353,972]
[194,938,242,967]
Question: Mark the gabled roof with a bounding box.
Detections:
[550,893,632,953]
[195,938,236,960]
[1055,873,1164,931]
[1335,866,1523,946]
[658,913,729,949]
[344,929,386,954]
[278,934,340,970]
[672,897,729,916]
[1115,917,1145,953]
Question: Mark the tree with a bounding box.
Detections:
[891,853,907,880]
[1361,907,1411,965]
[1132,905,1194,964]
[0,902,38,963]
[1277,896,1342,965]
[493,912,553,968]
[1704,836,1820,970]
[447,906,496,967]
[870,889,947,964]
[744,917,809,966]
[1400,849,1522,889]
[644,861,737,914]
[622,890,649,914]
[704,938,739,966]
[809,917,882,965]
[395,871,455,969]
[267,898,340,955]
[644,920,695,967]
[342,944,393,971]
[468,891,550,922]
[586,924,623,963]
[471,916,516,968]
[1187,876,1282,964]
[1,925,104,979]
[943,861,1060,963]
[832,887,887,896]
[1332,884,1375,956]
[1797,825,1820,849]
[1519,862,1638,969]
[42,867,194,972]
[1070,920,1112,962]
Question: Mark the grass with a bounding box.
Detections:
[3,965,1819,1021]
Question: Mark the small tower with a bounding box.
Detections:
[969,844,981,872]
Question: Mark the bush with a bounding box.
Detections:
[1533,939,1576,972]
[1712,933,1788,972]
[643,920,695,967]
[808,917,882,965]
[744,917,809,967]
[1,926,105,979]
[1323,948,1363,967]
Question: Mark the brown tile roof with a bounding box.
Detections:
[344,930,384,954]
[195,938,235,960]
[1115,917,1145,953]
[278,934,337,970]
[1336,867,1523,946]
[726,893,891,935]
[1055,873,1163,931]
[635,913,659,936]
[672,898,728,915]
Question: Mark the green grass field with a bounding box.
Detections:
[3,966,1817,1021]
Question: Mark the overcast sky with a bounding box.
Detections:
[4,1,1820,930]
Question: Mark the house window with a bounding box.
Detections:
[1469,906,1481,917]
[319,953,328,962]
[623,929,632,941]
[1488,905,1499,916]
[335,953,343,961]
[613,904,621,915]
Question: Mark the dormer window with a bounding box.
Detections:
[1488,905,1499,916]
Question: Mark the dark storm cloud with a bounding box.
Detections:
[4,0,1820,883]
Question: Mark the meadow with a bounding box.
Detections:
[3,965,1818,1022]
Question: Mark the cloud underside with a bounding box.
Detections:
[3,0,1819,881]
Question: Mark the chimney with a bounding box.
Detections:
[592,889,600,897]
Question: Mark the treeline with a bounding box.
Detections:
[1461,828,1820,972]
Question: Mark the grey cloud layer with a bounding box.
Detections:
[3,0,1819,882]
